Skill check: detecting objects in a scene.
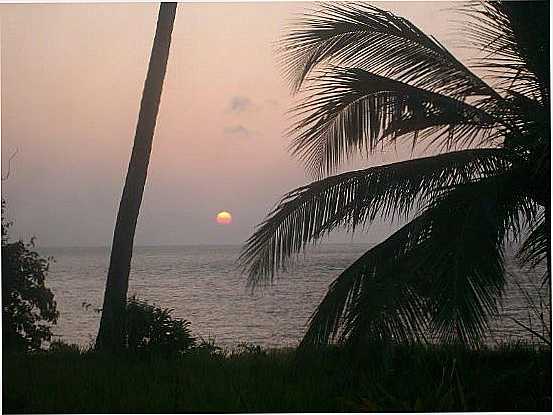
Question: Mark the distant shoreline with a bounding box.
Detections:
[37,241,375,251]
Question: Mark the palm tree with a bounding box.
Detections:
[96,2,177,352]
[240,2,549,348]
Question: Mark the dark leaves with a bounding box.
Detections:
[301,173,539,348]
[289,68,499,175]
[2,201,58,352]
[517,210,548,281]
[459,1,549,102]
[242,2,549,348]
[279,3,497,98]
[240,148,512,287]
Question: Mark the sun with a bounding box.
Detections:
[216,211,232,225]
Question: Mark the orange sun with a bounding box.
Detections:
[216,211,232,225]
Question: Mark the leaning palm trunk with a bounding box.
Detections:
[96,2,177,352]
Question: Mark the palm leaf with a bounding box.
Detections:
[459,1,548,101]
[289,68,499,175]
[424,172,538,345]
[300,210,433,347]
[517,210,548,277]
[239,148,512,287]
[498,91,549,141]
[301,171,538,348]
[279,2,498,98]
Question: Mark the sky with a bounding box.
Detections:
[1,1,465,247]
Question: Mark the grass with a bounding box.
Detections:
[3,342,551,413]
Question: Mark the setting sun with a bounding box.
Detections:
[216,211,232,225]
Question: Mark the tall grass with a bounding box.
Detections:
[3,342,550,413]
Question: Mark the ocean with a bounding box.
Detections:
[38,244,549,348]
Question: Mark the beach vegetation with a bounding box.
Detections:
[125,295,196,356]
[3,341,550,412]
[1,200,58,352]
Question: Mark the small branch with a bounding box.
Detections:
[509,317,551,346]
[2,148,19,181]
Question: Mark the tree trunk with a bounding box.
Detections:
[96,2,177,352]
[546,202,551,281]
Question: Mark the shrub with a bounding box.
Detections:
[191,337,226,358]
[125,296,195,356]
[2,200,58,352]
[49,340,83,355]
[234,342,265,356]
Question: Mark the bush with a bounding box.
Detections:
[2,200,58,352]
[125,296,195,356]
[193,338,227,358]
[49,340,83,355]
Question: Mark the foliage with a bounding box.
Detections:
[49,340,84,355]
[1,200,58,352]
[3,343,550,412]
[124,296,196,356]
[507,276,551,346]
[240,2,550,348]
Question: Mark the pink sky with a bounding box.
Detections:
[2,2,464,247]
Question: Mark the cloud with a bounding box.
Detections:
[264,98,279,108]
[224,125,251,138]
[228,96,254,113]
[227,96,278,114]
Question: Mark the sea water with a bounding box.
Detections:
[39,244,550,348]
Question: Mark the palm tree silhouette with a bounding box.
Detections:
[240,2,549,347]
[96,3,177,352]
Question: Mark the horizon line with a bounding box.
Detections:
[36,241,373,250]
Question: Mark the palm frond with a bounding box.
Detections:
[279,2,498,98]
[239,148,512,288]
[517,210,548,275]
[300,210,433,347]
[289,68,499,175]
[424,173,538,345]
[460,1,549,101]
[498,91,549,142]
[301,171,538,348]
